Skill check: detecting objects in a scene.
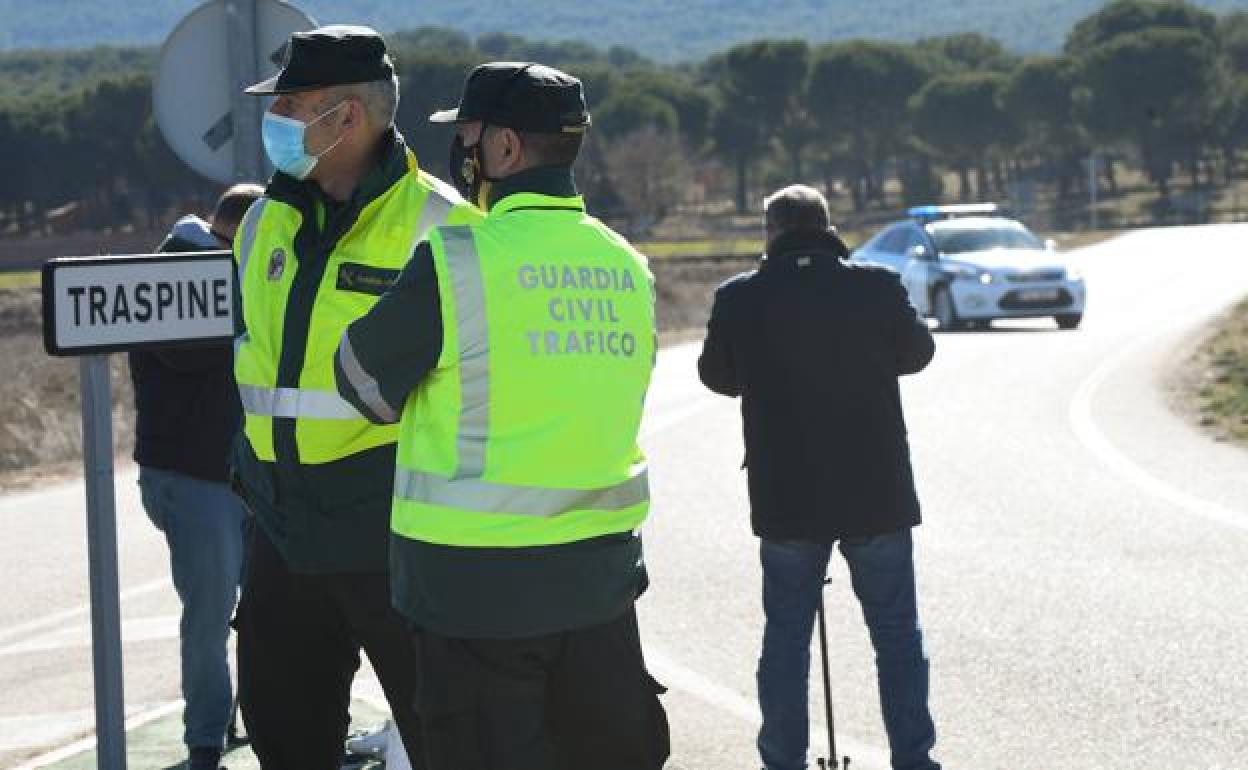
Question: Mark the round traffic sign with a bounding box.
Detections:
[154,0,315,184]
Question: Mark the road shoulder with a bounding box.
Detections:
[1167,296,1248,448]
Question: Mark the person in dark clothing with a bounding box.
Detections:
[130,182,263,770]
[698,184,941,770]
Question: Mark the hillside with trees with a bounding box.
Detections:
[3,0,1248,243]
[0,0,1241,61]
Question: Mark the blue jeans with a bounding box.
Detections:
[138,466,247,750]
[757,531,939,770]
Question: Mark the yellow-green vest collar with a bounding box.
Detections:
[488,191,586,219]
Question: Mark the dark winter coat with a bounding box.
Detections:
[697,228,935,542]
[129,216,240,483]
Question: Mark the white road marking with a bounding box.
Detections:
[646,645,890,769]
[0,709,95,753]
[0,614,178,659]
[1069,324,1248,533]
[10,674,391,767]
[9,700,181,769]
[0,577,171,645]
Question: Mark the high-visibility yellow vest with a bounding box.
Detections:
[234,149,480,465]
[391,192,656,547]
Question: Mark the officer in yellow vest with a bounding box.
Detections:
[335,62,670,769]
[231,26,480,769]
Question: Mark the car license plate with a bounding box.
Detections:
[1018,288,1060,302]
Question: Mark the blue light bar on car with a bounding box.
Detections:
[907,203,1001,221]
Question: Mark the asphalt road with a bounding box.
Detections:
[4,223,1248,769]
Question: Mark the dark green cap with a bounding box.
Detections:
[429,62,591,134]
[245,25,393,95]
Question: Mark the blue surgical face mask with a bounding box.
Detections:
[261,101,346,180]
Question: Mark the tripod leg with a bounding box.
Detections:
[817,579,838,768]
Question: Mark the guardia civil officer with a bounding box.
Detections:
[335,62,670,770]
[229,26,480,769]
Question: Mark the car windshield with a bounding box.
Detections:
[926,221,1044,254]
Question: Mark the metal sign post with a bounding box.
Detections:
[80,354,126,770]
[225,0,264,182]
[42,252,237,768]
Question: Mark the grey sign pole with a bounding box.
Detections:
[226,0,264,181]
[80,354,126,770]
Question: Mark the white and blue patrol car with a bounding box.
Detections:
[851,204,1087,330]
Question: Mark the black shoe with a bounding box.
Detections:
[188,746,224,770]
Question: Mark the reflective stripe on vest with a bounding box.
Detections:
[414,186,455,245]
[238,384,362,420]
[397,225,650,520]
[332,185,459,426]
[393,465,649,518]
[441,226,490,479]
[336,329,398,423]
[235,199,269,278]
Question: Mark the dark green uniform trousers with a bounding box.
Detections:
[417,606,670,770]
[235,525,426,770]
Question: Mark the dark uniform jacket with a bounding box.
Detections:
[129,217,240,483]
[698,228,935,542]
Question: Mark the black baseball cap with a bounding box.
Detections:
[245,25,394,95]
[429,62,591,133]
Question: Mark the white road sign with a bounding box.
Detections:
[154,0,316,184]
[42,253,236,356]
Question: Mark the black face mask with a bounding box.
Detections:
[449,131,501,209]
[448,133,481,202]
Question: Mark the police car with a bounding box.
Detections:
[851,204,1087,330]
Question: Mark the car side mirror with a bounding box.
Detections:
[906,244,930,260]
[1045,238,1058,252]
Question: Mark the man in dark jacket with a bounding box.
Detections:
[130,183,263,770]
[698,185,940,770]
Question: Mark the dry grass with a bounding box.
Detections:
[0,271,39,289]
[1178,298,1248,447]
[638,238,763,259]
[0,289,134,492]
[652,256,757,343]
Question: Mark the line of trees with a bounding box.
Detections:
[3,0,1248,238]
